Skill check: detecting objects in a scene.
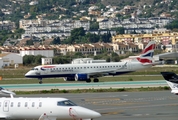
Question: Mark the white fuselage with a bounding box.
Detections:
[0,97,101,120]
[25,61,151,79]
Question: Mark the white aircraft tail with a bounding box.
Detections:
[161,72,178,95]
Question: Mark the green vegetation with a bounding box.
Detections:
[14,86,170,95]
[61,27,112,44]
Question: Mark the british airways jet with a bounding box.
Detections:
[25,41,156,84]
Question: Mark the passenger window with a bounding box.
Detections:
[10,102,13,107]
[32,102,35,107]
[39,102,42,107]
[25,102,28,107]
[18,102,20,107]
[5,102,7,107]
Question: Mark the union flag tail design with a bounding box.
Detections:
[137,41,156,64]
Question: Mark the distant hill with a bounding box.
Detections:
[101,0,155,6]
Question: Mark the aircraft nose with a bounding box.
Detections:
[25,71,35,78]
[25,72,30,77]
[75,107,101,119]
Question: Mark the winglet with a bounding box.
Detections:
[160,72,178,95]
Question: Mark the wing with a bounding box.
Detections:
[79,62,128,77]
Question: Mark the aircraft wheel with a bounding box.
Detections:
[39,81,43,84]
[86,79,91,83]
[93,79,99,82]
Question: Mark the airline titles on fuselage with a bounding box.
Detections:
[40,64,128,73]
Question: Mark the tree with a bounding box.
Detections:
[26,40,34,45]
[34,55,44,65]
[23,55,35,65]
[100,31,112,43]
[51,37,61,44]
[66,27,86,44]
[90,21,99,30]
[114,27,125,34]
[165,19,178,30]
[86,33,100,43]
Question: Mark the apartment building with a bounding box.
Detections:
[0,21,16,31]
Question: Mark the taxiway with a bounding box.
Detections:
[17,91,178,120]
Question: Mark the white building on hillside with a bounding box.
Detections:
[41,58,52,65]
[0,53,23,68]
[19,48,54,57]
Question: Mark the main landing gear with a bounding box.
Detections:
[93,78,99,82]
[86,78,99,83]
[38,78,43,84]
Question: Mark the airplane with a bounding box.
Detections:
[25,41,156,84]
[160,72,178,95]
[0,93,101,120]
[0,87,16,97]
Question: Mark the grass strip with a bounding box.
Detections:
[14,86,170,95]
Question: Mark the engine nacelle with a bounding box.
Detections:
[63,77,75,81]
[75,74,88,81]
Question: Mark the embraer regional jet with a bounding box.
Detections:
[0,92,101,120]
[161,72,178,95]
[25,41,156,84]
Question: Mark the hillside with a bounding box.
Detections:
[101,0,155,6]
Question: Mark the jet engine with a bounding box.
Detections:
[75,74,88,81]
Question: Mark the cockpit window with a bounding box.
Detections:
[31,68,39,70]
[57,100,77,106]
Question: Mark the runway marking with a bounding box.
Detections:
[96,103,178,111]
[101,110,125,115]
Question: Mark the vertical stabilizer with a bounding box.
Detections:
[136,41,156,64]
[161,72,178,95]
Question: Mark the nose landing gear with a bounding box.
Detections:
[38,78,43,84]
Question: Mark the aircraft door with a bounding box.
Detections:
[3,100,10,112]
[127,62,131,70]
[69,108,78,119]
